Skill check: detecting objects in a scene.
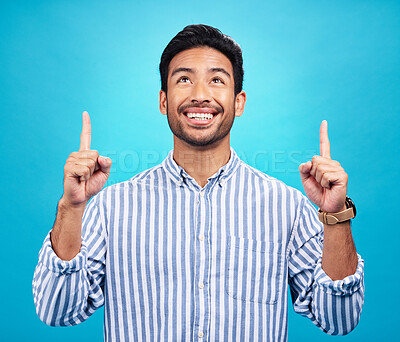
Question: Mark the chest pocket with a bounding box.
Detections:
[225,236,285,305]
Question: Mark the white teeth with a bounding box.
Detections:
[186,112,214,120]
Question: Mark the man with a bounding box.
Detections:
[33,24,364,341]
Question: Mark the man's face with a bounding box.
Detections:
[159,47,246,147]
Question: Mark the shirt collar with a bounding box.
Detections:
[162,147,240,187]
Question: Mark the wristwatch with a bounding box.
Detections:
[318,196,357,225]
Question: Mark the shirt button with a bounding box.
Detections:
[198,332,204,338]
[198,234,205,241]
[199,282,204,289]
[200,191,205,197]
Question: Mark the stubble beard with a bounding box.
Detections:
[166,101,236,147]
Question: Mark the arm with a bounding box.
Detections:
[51,111,111,260]
[50,198,86,261]
[33,111,112,326]
[322,220,358,280]
[33,195,107,326]
[288,196,364,335]
[290,120,364,334]
[299,120,358,280]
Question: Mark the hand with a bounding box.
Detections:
[299,120,348,213]
[62,111,112,208]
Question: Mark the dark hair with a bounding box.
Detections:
[160,24,244,95]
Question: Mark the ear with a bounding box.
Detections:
[234,90,246,117]
[159,90,167,115]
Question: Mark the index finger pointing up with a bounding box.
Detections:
[79,111,91,151]
[319,120,331,159]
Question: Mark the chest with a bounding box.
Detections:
[104,187,294,305]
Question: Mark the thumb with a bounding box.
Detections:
[299,161,312,182]
[98,156,112,175]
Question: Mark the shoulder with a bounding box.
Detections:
[109,163,167,192]
[237,160,305,202]
[88,163,168,208]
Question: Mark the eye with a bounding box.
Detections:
[178,76,190,83]
[212,77,224,84]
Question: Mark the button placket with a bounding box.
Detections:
[194,187,210,341]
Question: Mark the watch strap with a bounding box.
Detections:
[318,207,355,225]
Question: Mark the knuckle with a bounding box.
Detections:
[315,163,324,172]
[82,165,91,175]
[76,151,86,158]
[83,150,98,160]
[82,151,92,159]
[75,164,83,172]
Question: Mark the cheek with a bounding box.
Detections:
[167,97,179,112]
[212,86,234,100]
[171,89,185,99]
[216,92,236,109]
[168,89,189,107]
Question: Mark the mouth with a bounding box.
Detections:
[182,108,220,126]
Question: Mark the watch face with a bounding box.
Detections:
[346,197,356,217]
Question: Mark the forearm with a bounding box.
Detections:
[33,259,90,326]
[33,232,105,327]
[290,223,364,335]
[321,218,358,280]
[51,197,87,261]
[33,194,106,327]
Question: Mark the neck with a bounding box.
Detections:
[172,135,231,188]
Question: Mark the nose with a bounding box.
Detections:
[190,81,211,103]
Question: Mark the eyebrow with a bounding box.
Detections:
[170,67,231,78]
[209,67,231,78]
[171,67,194,78]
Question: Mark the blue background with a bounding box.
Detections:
[1,0,399,340]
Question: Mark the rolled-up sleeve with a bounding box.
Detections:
[288,196,365,335]
[32,194,107,327]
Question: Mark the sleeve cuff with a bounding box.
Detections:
[314,253,364,295]
[38,231,88,276]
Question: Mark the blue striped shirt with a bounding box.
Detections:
[33,147,364,341]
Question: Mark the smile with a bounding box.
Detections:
[183,112,219,126]
[186,112,215,120]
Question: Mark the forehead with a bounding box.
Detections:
[168,47,233,76]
